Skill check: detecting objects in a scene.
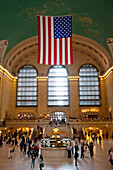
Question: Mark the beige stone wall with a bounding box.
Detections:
[99,79,109,118]
[1,35,112,120]
[105,73,113,118]
[69,79,79,118]
[0,74,12,119]
[38,79,47,115]
[0,76,2,118]
[0,68,110,120]
[9,79,37,119]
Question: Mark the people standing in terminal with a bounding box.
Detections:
[99,135,102,144]
[67,145,72,158]
[20,141,23,152]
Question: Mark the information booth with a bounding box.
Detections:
[41,133,71,158]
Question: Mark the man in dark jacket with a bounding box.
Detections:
[81,144,84,158]
[75,150,79,166]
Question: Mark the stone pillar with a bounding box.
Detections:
[38,78,47,116]
[99,78,109,118]
[105,73,113,119]
[69,77,79,118]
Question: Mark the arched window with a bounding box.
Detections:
[47,65,69,106]
[16,65,38,106]
[79,64,100,106]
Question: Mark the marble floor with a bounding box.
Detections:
[0,139,113,170]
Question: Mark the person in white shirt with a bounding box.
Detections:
[109,148,113,165]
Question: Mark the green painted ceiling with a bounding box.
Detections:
[0,0,113,59]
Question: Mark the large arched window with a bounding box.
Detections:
[79,64,100,106]
[16,65,38,106]
[47,65,69,106]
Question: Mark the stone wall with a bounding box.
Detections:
[1,73,109,120]
[0,74,12,119]
[105,73,113,118]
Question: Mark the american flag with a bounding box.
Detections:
[37,15,73,65]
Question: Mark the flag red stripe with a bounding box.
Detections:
[48,17,51,65]
[59,39,62,65]
[54,39,57,65]
[65,38,68,65]
[37,16,40,64]
[70,37,73,64]
[37,16,73,65]
[43,17,46,64]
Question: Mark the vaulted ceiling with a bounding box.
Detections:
[1,0,113,60]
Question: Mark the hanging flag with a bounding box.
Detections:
[37,15,73,65]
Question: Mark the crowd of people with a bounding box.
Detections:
[49,119,66,126]
[0,130,44,169]
[67,139,95,166]
[66,134,113,167]
[0,130,113,168]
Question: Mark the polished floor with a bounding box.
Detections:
[0,139,113,170]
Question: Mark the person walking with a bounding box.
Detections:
[27,144,32,157]
[14,138,18,147]
[31,152,36,168]
[35,143,39,157]
[20,141,23,152]
[85,140,88,150]
[81,144,84,158]
[8,143,15,158]
[92,134,95,142]
[109,148,113,165]
[39,155,44,170]
[74,150,79,166]
[74,142,79,152]
[89,141,94,158]
[23,142,27,154]
[8,145,12,159]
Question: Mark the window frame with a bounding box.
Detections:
[78,64,101,107]
[16,65,38,107]
[47,65,69,107]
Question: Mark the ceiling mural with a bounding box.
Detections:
[0,0,113,60]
